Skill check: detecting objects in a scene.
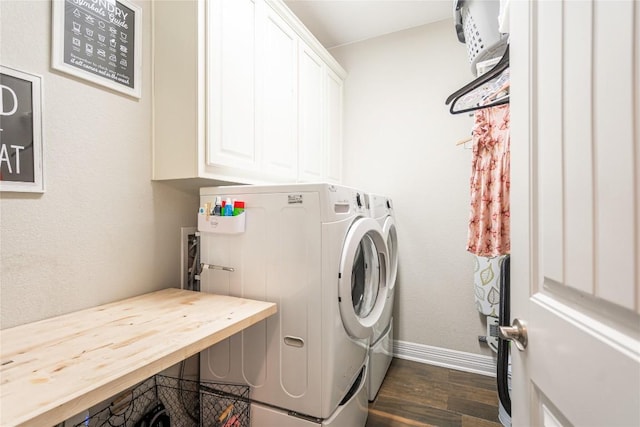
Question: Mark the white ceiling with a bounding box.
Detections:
[284,0,453,49]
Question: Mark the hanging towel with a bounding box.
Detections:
[466,104,510,257]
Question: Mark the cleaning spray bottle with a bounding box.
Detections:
[213,197,222,216]
[223,198,233,216]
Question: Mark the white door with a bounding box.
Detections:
[339,218,389,339]
[510,1,640,426]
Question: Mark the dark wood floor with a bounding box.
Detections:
[366,358,502,427]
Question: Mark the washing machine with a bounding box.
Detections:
[366,193,399,401]
[198,183,390,426]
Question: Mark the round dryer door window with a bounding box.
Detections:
[338,217,389,339]
[383,216,399,292]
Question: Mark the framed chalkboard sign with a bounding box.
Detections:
[0,66,45,193]
[51,0,142,98]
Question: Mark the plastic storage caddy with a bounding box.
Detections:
[198,212,246,234]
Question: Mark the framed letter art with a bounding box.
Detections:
[0,66,44,193]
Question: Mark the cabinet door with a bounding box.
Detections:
[207,0,258,171]
[258,4,298,180]
[297,42,324,182]
[325,68,343,183]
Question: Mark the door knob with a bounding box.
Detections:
[498,318,528,351]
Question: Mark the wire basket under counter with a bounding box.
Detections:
[74,375,249,427]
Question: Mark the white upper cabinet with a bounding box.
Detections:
[207,0,258,172]
[259,4,299,180]
[297,42,324,183]
[325,68,343,184]
[152,0,346,186]
[297,45,343,184]
[152,0,203,181]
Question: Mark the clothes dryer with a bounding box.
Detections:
[366,193,399,401]
[198,183,390,426]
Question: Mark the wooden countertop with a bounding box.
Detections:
[0,288,277,427]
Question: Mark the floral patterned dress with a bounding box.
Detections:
[466,104,510,257]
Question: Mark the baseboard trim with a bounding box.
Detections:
[393,340,497,377]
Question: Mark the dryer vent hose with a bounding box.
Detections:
[497,254,511,416]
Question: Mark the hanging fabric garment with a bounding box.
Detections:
[466,104,510,257]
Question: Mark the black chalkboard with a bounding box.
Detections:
[53,0,141,98]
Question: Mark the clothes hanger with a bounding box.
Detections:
[445,44,510,115]
[455,135,472,146]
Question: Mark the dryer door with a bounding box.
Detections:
[338,217,389,339]
[382,216,398,292]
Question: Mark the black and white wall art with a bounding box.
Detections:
[52,0,142,98]
[0,66,44,193]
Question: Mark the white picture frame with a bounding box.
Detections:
[0,66,45,193]
[51,0,142,99]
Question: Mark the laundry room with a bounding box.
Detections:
[1,1,638,427]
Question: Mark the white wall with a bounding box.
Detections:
[0,0,198,329]
[331,20,493,356]
[1,0,494,360]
